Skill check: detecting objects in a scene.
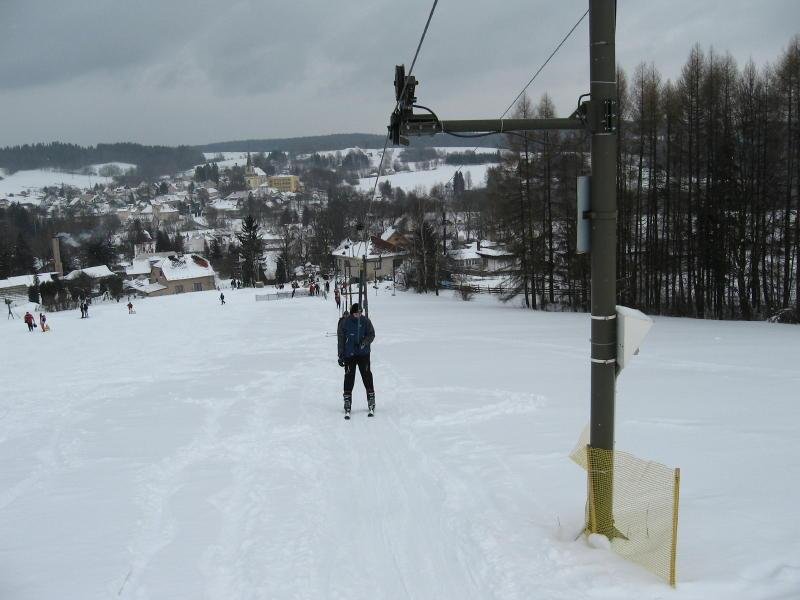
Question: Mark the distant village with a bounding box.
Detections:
[0,148,514,311]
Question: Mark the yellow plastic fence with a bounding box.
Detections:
[570,427,681,586]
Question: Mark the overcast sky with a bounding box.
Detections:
[1,0,798,147]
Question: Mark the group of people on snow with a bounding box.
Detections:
[23,311,49,333]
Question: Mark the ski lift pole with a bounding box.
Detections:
[387,0,619,540]
[363,254,369,317]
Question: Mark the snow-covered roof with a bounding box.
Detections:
[125,259,153,277]
[380,226,396,241]
[476,247,514,258]
[125,280,167,295]
[65,265,115,280]
[0,272,58,290]
[449,242,482,261]
[211,199,239,212]
[154,254,216,281]
[332,237,406,261]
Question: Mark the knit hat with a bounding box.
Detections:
[350,303,361,314]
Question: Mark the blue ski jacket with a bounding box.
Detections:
[337,315,375,360]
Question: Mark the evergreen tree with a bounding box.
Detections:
[13,232,35,275]
[0,232,11,279]
[236,215,264,287]
[82,237,117,267]
[173,232,185,254]
[155,229,171,252]
[453,171,465,198]
[28,274,40,303]
[209,237,223,262]
[275,254,287,285]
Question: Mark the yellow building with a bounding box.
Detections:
[268,175,301,193]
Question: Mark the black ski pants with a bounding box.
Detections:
[343,355,374,395]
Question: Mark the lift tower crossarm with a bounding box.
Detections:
[403,117,584,138]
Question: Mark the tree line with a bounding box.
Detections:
[0,142,205,179]
[473,37,799,321]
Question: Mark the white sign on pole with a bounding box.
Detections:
[616,305,653,370]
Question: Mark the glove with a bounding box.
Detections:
[338,358,345,367]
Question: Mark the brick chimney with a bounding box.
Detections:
[52,236,63,276]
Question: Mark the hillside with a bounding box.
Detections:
[198,132,507,154]
[1,289,797,599]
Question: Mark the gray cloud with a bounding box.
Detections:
[0,0,798,146]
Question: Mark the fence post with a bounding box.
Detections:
[670,467,681,587]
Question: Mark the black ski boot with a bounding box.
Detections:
[367,391,375,417]
[344,392,352,420]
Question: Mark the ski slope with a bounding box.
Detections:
[1,290,798,599]
[0,169,116,200]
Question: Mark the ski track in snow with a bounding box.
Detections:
[1,290,799,599]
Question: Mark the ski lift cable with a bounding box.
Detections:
[442,7,590,192]
[352,0,439,312]
[362,0,440,246]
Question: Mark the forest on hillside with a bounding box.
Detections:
[0,143,205,179]
[471,38,799,321]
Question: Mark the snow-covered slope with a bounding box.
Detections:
[0,169,116,200]
[1,291,797,599]
[358,163,497,194]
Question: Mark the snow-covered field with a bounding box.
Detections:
[1,290,798,599]
[0,169,115,200]
[199,152,252,170]
[358,163,497,194]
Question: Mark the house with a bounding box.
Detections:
[153,203,180,226]
[268,175,301,193]
[0,272,58,304]
[244,157,268,190]
[332,236,407,281]
[476,244,516,273]
[134,241,157,257]
[148,254,216,296]
[380,226,412,251]
[449,242,482,271]
[125,258,155,279]
[65,265,116,281]
[124,279,167,298]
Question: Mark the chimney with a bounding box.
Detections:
[52,236,63,276]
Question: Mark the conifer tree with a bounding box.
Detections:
[236,215,264,287]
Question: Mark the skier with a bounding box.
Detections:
[220,292,226,305]
[39,312,48,332]
[334,287,341,310]
[24,311,35,332]
[325,280,330,294]
[82,301,89,318]
[5,298,14,319]
[337,303,376,419]
[127,302,135,314]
